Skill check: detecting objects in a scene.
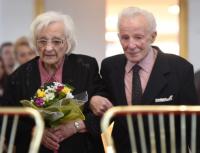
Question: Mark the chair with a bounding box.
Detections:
[0,107,44,153]
[101,105,200,153]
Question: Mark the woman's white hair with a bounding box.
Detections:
[118,7,157,33]
[30,11,77,54]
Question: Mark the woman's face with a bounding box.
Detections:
[16,45,36,65]
[36,21,68,66]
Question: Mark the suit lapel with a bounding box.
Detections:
[114,55,127,105]
[142,50,170,105]
[112,55,128,129]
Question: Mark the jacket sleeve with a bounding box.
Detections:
[1,74,19,106]
[179,64,198,105]
[82,57,105,137]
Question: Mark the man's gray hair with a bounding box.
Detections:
[30,11,77,54]
[118,7,157,33]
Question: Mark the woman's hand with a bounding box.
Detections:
[42,128,60,151]
[53,121,77,142]
[53,120,86,142]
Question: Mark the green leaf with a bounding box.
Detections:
[50,100,85,127]
[20,97,85,128]
[20,100,38,109]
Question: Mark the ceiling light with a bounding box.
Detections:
[168,5,180,15]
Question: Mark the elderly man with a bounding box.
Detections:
[90,7,198,153]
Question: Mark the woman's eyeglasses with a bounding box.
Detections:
[36,39,66,48]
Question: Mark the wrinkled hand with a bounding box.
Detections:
[90,96,113,116]
[53,121,77,143]
[42,128,60,151]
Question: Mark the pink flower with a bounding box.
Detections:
[34,98,45,107]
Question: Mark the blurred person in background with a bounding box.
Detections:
[0,56,8,97]
[0,42,16,74]
[0,42,15,74]
[14,36,36,68]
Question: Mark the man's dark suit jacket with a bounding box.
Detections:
[195,70,200,103]
[3,54,104,153]
[100,46,198,153]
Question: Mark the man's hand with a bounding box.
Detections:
[90,95,113,116]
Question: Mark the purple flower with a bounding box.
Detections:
[34,98,45,107]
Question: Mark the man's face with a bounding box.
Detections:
[36,21,68,66]
[1,45,15,66]
[118,15,156,63]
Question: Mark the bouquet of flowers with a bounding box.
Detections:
[20,82,87,127]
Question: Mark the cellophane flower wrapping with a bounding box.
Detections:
[20,82,87,127]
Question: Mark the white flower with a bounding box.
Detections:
[46,86,55,92]
[45,92,55,101]
[54,82,63,87]
[66,93,74,99]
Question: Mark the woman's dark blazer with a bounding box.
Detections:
[3,54,104,153]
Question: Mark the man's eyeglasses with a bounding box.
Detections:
[36,39,66,48]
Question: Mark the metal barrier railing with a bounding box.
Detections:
[0,107,44,153]
[101,105,200,153]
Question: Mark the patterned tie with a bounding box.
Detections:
[132,64,142,104]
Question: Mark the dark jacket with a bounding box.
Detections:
[3,54,104,153]
[100,46,198,153]
[195,70,200,103]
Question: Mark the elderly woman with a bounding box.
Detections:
[3,11,104,153]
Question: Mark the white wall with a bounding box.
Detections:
[188,0,200,72]
[0,0,34,44]
[44,0,106,65]
[0,1,3,43]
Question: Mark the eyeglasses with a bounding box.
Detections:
[36,38,66,48]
